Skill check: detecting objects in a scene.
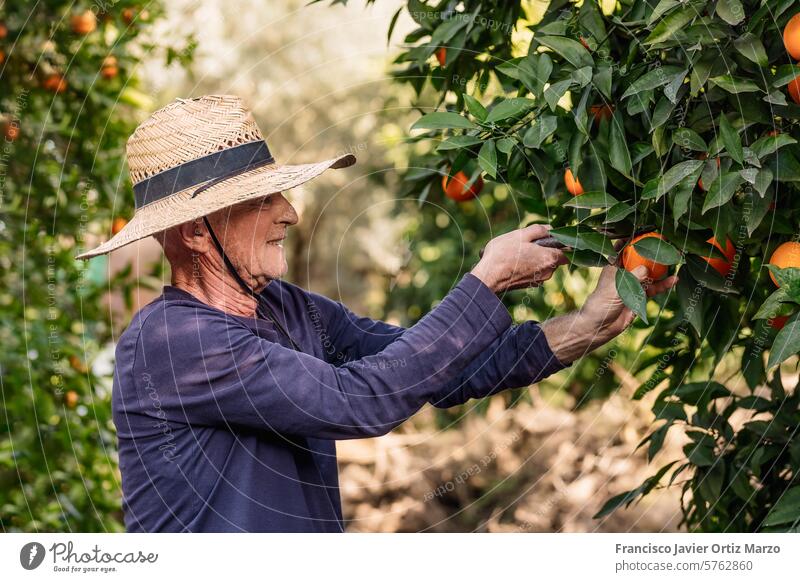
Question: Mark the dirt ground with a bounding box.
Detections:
[338,389,686,532]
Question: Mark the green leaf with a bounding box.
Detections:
[477,140,497,178]
[563,191,618,209]
[716,0,745,25]
[411,112,477,131]
[463,95,487,122]
[658,160,704,198]
[773,65,800,88]
[632,236,682,265]
[536,36,593,69]
[616,268,648,324]
[665,381,732,405]
[430,16,468,44]
[686,255,734,293]
[733,33,768,66]
[648,0,680,26]
[767,312,800,368]
[701,172,745,214]
[672,128,707,152]
[522,115,558,149]
[763,486,800,527]
[621,66,683,99]
[754,288,789,320]
[497,137,516,155]
[549,226,616,258]
[751,134,797,159]
[436,135,484,151]
[485,98,536,124]
[709,75,761,94]
[544,79,572,111]
[644,6,696,44]
[604,201,636,223]
[719,114,744,165]
[609,112,632,175]
[685,440,715,467]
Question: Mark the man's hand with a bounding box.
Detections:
[470,224,569,293]
[580,264,678,339]
[540,264,678,365]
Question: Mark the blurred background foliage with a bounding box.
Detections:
[0,0,194,531]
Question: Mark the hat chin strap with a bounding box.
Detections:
[202,216,302,352]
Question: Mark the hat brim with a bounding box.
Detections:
[75,153,356,260]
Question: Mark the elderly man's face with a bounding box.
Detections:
[206,192,299,288]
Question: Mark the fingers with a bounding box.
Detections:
[645,275,679,297]
[521,223,551,241]
[546,247,570,267]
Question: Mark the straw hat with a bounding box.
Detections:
[76,94,355,260]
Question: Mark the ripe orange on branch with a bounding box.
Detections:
[702,237,736,277]
[768,241,800,285]
[622,232,669,280]
[43,74,68,93]
[101,56,118,79]
[70,10,97,35]
[788,76,800,104]
[784,13,800,60]
[442,171,483,202]
[564,168,584,196]
[3,119,19,142]
[0,22,7,39]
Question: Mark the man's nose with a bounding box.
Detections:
[273,193,299,226]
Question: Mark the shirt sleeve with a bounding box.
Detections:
[131,273,512,439]
[306,286,571,408]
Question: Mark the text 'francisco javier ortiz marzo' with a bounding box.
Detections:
[615,543,781,555]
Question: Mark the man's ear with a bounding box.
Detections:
[176,218,211,254]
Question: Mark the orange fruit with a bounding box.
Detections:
[0,50,5,65]
[768,241,800,285]
[69,355,88,374]
[784,13,800,60]
[622,232,669,280]
[769,315,790,330]
[101,56,118,79]
[436,47,447,67]
[111,217,128,235]
[64,390,79,408]
[589,103,613,122]
[788,76,800,104]
[43,73,67,93]
[702,236,736,277]
[122,8,136,24]
[442,171,483,202]
[3,120,19,142]
[0,22,7,39]
[70,10,97,35]
[564,168,584,196]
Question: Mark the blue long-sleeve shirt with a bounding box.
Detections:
[112,273,568,532]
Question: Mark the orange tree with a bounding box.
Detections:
[334,0,800,531]
[0,3,192,531]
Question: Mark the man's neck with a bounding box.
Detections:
[172,267,267,317]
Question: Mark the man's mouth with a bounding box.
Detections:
[267,238,285,248]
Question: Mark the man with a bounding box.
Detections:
[78,95,676,532]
